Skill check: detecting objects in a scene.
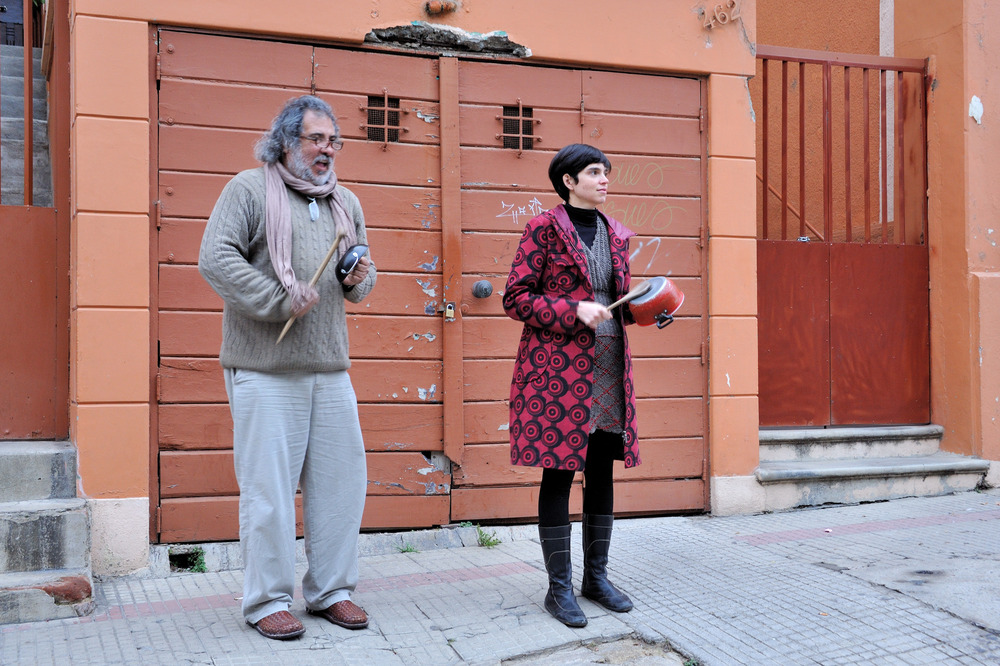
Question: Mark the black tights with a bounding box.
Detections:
[537,430,618,527]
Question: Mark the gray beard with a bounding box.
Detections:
[287,147,332,186]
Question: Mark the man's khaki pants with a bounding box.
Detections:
[224,368,367,624]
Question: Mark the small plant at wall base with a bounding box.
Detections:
[398,543,418,553]
[476,525,501,548]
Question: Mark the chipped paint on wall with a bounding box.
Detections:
[416,278,437,297]
[970,95,984,124]
[419,254,439,271]
[417,384,438,401]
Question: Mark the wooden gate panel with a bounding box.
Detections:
[158,403,443,453]
[156,32,447,541]
[757,240,831,426]
[158,31,312,87]
[155,33,708,541]
[583,70,701,116]
[454,61,706,519]
[161,450,450,498]
[830,243,929,424]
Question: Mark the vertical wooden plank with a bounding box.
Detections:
[439,55,464,467]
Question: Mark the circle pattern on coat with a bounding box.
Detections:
[550,350,570,372]
[505,209,640,471]
[543,401,566,423]
[570,379,590,400]
[566,430,587,450]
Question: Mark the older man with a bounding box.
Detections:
[199,95,376,640]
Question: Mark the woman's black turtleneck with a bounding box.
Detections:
[565,202,600,248]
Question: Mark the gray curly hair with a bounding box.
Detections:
[254,95,339,164]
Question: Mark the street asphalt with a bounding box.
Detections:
[4,488,1000,665]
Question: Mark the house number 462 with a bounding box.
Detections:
[703,0,741,29]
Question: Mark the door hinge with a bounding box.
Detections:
[154,506,162,533]
[699,106,705,133]
[153,199,161,230]
[155,373,162,402]
[580,96,585,126]
[700,340,707,366]
[697,224,708,249]
[155,53,162,81]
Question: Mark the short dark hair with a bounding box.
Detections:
[254,95,339,164]
[548,144,612,202]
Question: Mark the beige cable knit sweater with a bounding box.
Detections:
[198,167,376,372]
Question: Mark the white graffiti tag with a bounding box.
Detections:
[497,197,544,226]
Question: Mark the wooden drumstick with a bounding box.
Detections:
[275,231,345,345]
[607,280,652,311]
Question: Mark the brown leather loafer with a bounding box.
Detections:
[248,610,305,640]
[308,599,369,629]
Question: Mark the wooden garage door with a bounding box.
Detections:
[153,29,706,543]
[450,61,707,521]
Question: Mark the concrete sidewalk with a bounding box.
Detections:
[4,489,1000,665]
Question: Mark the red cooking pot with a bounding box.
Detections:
[610,276,684,328]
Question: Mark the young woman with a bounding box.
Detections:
[503,144,640,627]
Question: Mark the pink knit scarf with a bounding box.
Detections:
[264,161,357,311]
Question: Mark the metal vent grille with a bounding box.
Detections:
[497,100,540,156]
[361,91,405,150]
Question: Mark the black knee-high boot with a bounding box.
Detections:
[581,514,633,612]
[538,524,587,627]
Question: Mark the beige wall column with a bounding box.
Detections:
[897,0,1000,482]
[70,13,151,575]
[706,74,764,515]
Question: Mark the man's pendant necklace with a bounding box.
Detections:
[308,198,320,221]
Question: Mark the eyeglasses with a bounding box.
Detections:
[299,134,343,151]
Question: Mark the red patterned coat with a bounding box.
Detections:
[502,204,641,471]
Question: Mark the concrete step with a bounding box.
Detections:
[1,138,53,206]
[1,117,49,143]
[0,442,78,503]
[0,569,94,624]
[760,424,945,462]
[0,73,46,100]
[0,498,90,574]
[0,91,47,121]
[0,48,41,78]
[756,451,990,511]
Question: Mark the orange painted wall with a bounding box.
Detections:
[67,0,761,505]
[757,0,879,54]
[897,0,1000,460]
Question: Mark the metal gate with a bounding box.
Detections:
[753,46,929,427]
[154,29,707,542]
[0,1,69,440]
